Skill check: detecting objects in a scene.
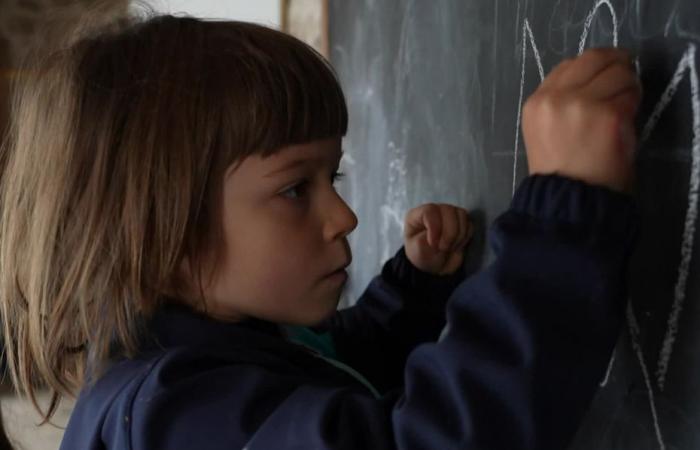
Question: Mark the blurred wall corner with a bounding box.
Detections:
[0,0,130,175]
[281,0,328,58]
[0,0,130,66]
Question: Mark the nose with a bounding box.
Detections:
[323,191,358,242]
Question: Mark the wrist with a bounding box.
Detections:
[511,174,638,239]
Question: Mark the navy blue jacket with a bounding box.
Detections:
[60,175,637,450]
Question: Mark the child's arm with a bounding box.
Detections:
[123,172,636,450]
[314,233,471,394]
[319,46,642,397]
[246,49,640,449]
[314,47,639,446]
[386,173,636,449]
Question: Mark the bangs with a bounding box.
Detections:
[206,21,348,159]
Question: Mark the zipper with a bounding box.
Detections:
[297,345,382,399]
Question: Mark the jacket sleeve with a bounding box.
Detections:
[131,174,637,450]
[315,244,468,394]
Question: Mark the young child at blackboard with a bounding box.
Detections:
[0,11,640,450]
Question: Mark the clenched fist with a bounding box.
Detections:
[522,48,642,193]
[404,203,473,275]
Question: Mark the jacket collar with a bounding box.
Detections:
[142,302,286,351]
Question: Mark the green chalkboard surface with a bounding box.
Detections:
[330,1,700,448]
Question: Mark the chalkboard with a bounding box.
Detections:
[329,1,700,449]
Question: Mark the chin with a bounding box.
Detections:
[304,297,341,326]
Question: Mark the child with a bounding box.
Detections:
[0,11,640,450]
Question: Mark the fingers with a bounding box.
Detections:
[615,87,643,122]
[424,205,442,248]
[549,48,633,90]
[453,208,473,251]
[405,204,441,245]
[437,205,459,251]
[522,46,640,194]
[581,60,641,102]
[441,206,472,252]
[540,57,574,90]
[405,204,471,252]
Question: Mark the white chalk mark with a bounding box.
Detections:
[600,348,616,387]
[514,0,619,195]
[512,19,545,196]
[524,21,545,82]
[650,44,700,391]
[380,141,407,263]
[578,0,619,56]
[627,303,667,450]
[512,2,696,443]
[341,151,356,167]
[641,46,696,142]
[664,6,678,39]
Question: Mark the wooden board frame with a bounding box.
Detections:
[280,0,329,58]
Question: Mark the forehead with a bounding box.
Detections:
[266,138,342,164]
[225,137,342,183]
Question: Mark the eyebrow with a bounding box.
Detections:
[264,151,344,178]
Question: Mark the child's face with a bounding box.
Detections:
[190,137,357,325]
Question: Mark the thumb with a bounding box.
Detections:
[405,204,442,248]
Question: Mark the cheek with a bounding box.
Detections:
[224,214,317,299]
[226,238,322,323]
[240,214,316,268]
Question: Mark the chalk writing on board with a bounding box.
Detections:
[380,141,408,263]
[512,19,544,195]
[628,303,667,450]
[514,2,700,448]
[618,42,699,450]
[648,43,700,391]
[578,0,619,55]
[599,347,616,387]
[512,0,618,196]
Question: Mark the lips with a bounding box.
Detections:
[324,262,350,278]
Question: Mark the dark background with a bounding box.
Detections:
[330,1,700,448]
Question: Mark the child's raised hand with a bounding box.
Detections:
[404,204,473,275]
[522,48,642,193]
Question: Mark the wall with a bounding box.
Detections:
[142,0,280,27]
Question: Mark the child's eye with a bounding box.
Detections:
[332,171,346,185]
[279,171,345,201]
[280,181,307,200]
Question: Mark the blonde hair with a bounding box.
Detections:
[0,11,347,422]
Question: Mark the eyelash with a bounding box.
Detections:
[333,171,346,183]
[280,171,346,200]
